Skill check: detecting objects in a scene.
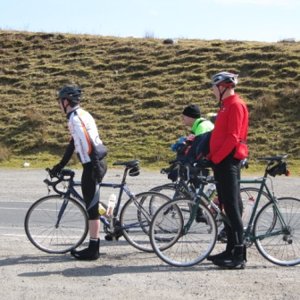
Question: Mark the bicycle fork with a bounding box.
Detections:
[55,197,70,228]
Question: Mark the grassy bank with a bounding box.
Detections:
[0,30,299,170]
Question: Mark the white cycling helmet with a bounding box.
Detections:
[211,71,238,87]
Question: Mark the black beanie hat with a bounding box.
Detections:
[182,104,201,118]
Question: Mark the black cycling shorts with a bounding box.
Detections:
[81,162,99,220]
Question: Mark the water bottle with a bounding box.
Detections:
[242,196,255,227]
[98,203,107,216]
[107,193,117,217]
[206,183,216,199]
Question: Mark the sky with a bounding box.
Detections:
[0,0,299,42]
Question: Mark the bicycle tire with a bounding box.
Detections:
[150,183,187,200]
[120,191,171,252]
[253,197,300,266]
[240,187,271,227]
[150,198,217,267]
[24,195,89,254]
[152,183,223,228]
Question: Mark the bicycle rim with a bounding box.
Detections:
[150,199,217,267]
[120,192,171,252]
[254,197,300,266]
[24,195,88,254]
[150,183,187,200]
[240,187,271,227]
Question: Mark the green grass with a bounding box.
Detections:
[0,30,299,173]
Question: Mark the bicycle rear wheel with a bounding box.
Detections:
[150,183,187,200]
[24,195,88,254]
[254,197,300,266]
[150,199,217,267]
[120,191,171,252]
[240,187,271,227]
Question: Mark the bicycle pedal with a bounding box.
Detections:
[104,234,122,241]
[104,234,114,241]
[196,215,208,224]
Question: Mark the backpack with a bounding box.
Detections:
[183,131,211,164]
[174,131,211,164]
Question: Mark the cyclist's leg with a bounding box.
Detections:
[212,156,246,268]
[71,162,100,260]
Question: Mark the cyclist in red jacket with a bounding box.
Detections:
[206,71,249,269]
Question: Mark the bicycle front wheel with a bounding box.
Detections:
[150,199,217,267]
[120,191,171,252]
[24,195,89,254]
[254,197,300,266]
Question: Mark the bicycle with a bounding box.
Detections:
[150,160,270,227]
[150,160,271,239]
[24,160,171,254]
[149,154,300,267]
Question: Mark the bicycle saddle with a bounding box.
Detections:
[113,160,139,168]
[257,154,288,162]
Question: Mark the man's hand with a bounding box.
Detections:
[49,163,63,178]
[195,158,213,169]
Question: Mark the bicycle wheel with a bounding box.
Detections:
[240,187,271,227]
[120,191,171,252]
[150,183,187,200]
[253,197,300,266]
[150,198,217,267]
[24,195,89,254]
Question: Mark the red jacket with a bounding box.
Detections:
[209,93,249,164]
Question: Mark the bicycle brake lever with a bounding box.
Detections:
[43,179,52,194]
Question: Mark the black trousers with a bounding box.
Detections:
[213,153,244,250]
[81,162,98,220]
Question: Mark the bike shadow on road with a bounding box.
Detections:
[0,254,71,268]
[16,262,278,278]
[11,253,276,278]
[2,241,276,277]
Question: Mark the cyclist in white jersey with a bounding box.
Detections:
[50,85,107,260]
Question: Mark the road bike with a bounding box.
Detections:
[150,159,271,228]
[24,160,170,254]
[149,155,300,267]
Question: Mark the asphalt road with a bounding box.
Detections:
[0,167,299,238]
[0,168,299,300]
[0,168,170,237]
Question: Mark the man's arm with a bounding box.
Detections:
[50,138,75,176]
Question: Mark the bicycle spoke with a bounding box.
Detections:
[150,199,217,267]
[25,195,88,254]
[120,192,171,252]
[254,197,300,266]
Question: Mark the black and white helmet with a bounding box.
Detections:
[211,71,238,87]
[58,85,81,104]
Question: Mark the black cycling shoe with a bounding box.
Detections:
[207,250,232,262]
[71,239,100,260]
[213,245,246,269]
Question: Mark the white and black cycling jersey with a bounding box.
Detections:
[68,107,105,164]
